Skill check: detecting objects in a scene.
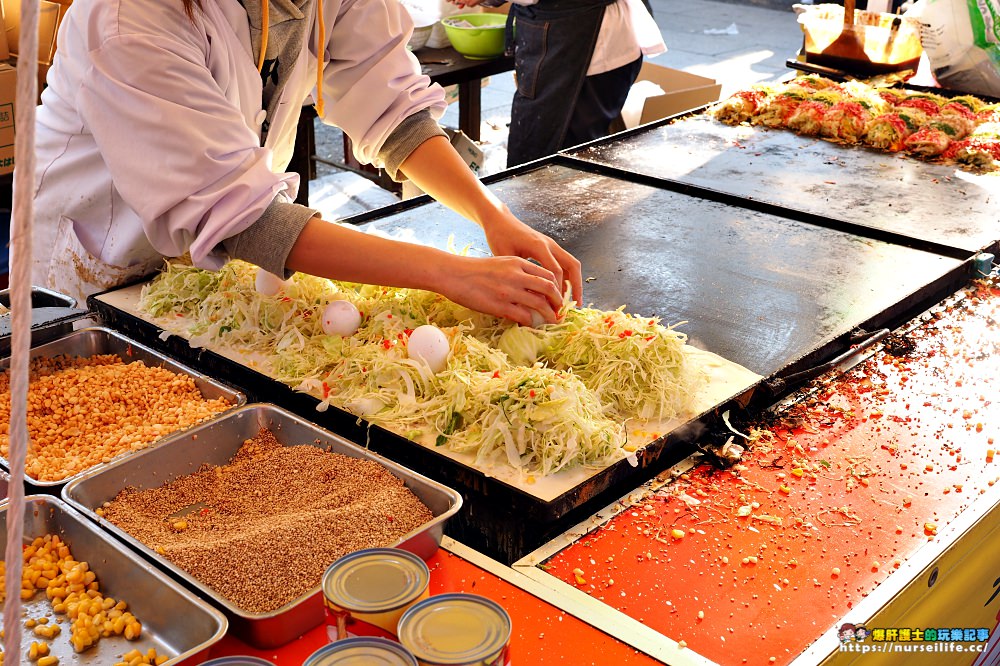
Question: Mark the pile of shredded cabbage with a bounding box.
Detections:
[139,260,706,475]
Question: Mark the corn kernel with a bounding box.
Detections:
[125,621,142,640]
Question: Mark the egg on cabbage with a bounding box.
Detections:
[321,300,363,336]
[407,324,450,373]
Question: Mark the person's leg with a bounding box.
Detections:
[506,6,605,168]
[562,55,643,150]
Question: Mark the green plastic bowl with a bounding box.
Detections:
[442,13,507,60]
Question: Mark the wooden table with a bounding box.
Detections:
[290,46,515,202]
[415,46,515,142]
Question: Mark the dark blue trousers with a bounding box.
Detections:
[506,0,642,167]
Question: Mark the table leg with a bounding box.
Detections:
[290,110,316,205]
[458,80,481,142]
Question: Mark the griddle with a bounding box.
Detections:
[90,159,971,564]
[357,161,967,379]
[565,114,1000,256]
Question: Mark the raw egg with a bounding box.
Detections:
[407,324,449,373]
[255,269,286,296]
[322,300,362,336]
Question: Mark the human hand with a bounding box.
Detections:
[436,254,565,326]
[480,209,583,310]
[395,135,582,315]
[446,0,483,6]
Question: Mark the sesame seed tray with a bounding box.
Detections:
[0,495,228,664]
[0,327,246,489]
[61,403,463,649]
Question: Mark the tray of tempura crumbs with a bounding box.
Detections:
[0,495,227,664]
[61,403,463,649]
[0,327,245,489]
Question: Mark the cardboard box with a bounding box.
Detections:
[402,128,485,199]
[0,64,16,176]
[0,2,9,61]
[4,0,63,65]
[440,77,490,106]
[619,62,722,129]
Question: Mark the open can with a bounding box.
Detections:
[397,593,512,666]
[323,548,431,640]
[304,636,418,666]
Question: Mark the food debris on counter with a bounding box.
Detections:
[538,277,1000,666]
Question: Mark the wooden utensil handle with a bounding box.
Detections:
[844,0,856,26]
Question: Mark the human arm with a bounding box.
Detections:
[285,214,564,326]
[396,135,583,309]
[237,130,581,326]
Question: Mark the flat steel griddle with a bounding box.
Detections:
[360,161,967,379]
[565,114,1000,255]
[91,160,971,564]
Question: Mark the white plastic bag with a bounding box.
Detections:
[906,0,1000,96]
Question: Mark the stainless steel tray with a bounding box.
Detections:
[0,495,227,664]
[0,285,83,357]
[62,403,463,649]
[0,327,246,488]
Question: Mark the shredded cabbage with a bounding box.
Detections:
[138,259,705,475]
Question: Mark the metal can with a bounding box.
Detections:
[304,637,419,666]
[200,658,275,666]
[322,548,431,640]
[397,593,512,666]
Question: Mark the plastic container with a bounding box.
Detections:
[798,4,922,75]
[408,23,435,51]
[323,548,431,640]
[441,13,506,60]
[304,637,418,666]
[397,593,511,666]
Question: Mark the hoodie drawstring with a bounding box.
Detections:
[315,0,325,116]
[257,0,269,72]
[256,0,325,114]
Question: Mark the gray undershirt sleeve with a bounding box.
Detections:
[378,110,448,181]
[223,200,318,278]
[225,110,444,275]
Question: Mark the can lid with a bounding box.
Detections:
[200,657,275,666]
[304,637,418,666]
[323,548,430,613]
[397,593,512,664]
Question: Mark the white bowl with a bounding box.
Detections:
[408,23,435,52]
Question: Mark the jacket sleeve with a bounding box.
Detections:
[77,28,297,269]
[316,0,449,170]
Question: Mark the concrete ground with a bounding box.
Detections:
[309,0,806,215]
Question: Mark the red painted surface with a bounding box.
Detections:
[541,281,1000,666]
[197,548,661,665]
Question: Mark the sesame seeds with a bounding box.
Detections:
[100,428,434,613]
